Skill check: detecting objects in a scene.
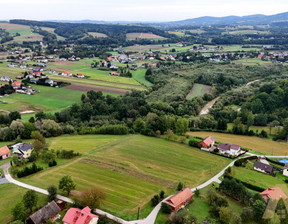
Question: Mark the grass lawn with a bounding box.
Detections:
[233,58,273,66]
[17,134,230,220]
[186,83,212,100]
[1,84,82,112]
[187,131,288,156]
[230,166,285,189]
[0,183,47,223]
[131,69,153,88]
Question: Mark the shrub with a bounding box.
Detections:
[48,160,57,167]
[161,202,172,214]
[151,195,159,206]
[17,163,43,178]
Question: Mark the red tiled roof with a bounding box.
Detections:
[0,146,10,157]
[166,188,193,208]
[201,136,215,147]
[62,206,98,224]
[12,81,21,86]
[260,187,287,202]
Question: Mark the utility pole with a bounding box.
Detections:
[137,207,140,220]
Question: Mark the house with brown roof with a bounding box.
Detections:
[217,143,241,156]
[0,146,10,160]
[198,136,215,151]
[62,206,99,224]
[164,188,194,211]
[26,201,61,224]
[260,187,287,202]
[254,161,274,175]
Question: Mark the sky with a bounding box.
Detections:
[0,0,288,22]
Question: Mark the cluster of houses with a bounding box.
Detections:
[258,51,288,63]
[198,136,244,157]
[0,75,36,95]
[60,72,85,78]
[0,143,33,162]
[26,200,99,224]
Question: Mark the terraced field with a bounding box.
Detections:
[126,33,166,40]
[17,135,230,220]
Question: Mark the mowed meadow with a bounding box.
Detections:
[17,135,229,219]
[188,131,288,155]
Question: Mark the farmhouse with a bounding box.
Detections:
[164,188,194,211]
[12,81,21,89]
[77,74,85,78]
[12,143,33,159]
[217,143,241,156]
[0,146,10,160]
[283,163,288,177]
[26,201,61,224]
[260,187,287,202]
[62,206,99,224]
[198,136,215,150]
[254,161,273,175]
[62,72,72,77]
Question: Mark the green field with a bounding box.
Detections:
[233,58,274,65]
[131,69,153,88]
[224,30,270,35]
[186,83,212,100]
[227,123,282,136]
[0,183,46,224]
[0,85,82,112]
[188,131,288,155]
[0,62,25,79]
[17,134,229,220]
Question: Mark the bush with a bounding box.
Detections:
[94,124,128,135]
[48,160,57,167]
[161,202,172,214]
[188,139,200,148]
[151,195,159,206]
[17,163,43,178]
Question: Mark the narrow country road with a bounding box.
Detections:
[199,97,220,116]
[2,153,288,224]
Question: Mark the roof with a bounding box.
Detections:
[201,136,215,146]
[19,143,32,152]
[62,206,99,224]
[260,187,287,201]
[28,201,61,224]
[12,81,21,86]
[0,146,10,157]
[254,161,273,173]
[284,162,288,169]
[217,143,231,151]
[230,144,240,150]
[166,188,194,208]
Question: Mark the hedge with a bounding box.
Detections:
[224,175,265,192]
[266,157,284,167]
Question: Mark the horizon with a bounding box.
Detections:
[1,0,288,22]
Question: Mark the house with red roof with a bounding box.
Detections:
[198,136,215,151]
[12,81,21,89]
[164,188,194,211]
[0,146,10,160]
[260,187,287,202]
[62,72,72,77]
[109,72,120,76]
[62,206,99,224]
[77,74,85,78]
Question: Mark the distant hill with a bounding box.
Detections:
[163,12,288,26]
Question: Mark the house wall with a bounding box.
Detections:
[283,169,288,177]
[254,167,267,174]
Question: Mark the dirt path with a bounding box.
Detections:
[246,79,260,86]
[199,96,220,116]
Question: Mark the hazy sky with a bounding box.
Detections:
[1,0,287,21]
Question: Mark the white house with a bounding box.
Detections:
[283,163,288,177]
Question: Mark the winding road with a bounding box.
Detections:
[2,153,288,224]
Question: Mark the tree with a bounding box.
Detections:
[78,187,106,209]
[9,111,21,121]
[161,202,172,214]
[230,213,242,224]
[253,199,266,221]
[12,202,27,221]
[219,206,231,223]
[269,214,280,224]
[159,190,165,199]
[23,190,38,213]
[175,118,189,135]
[47,185,57,202]
[133,118,145,133]
[59,175,76,196]
[177,182,184,191]
[11,154,20,166]
[241,207,254,222]
[246,112,254,130]
[194,188,200,197]
[10,119,25,137]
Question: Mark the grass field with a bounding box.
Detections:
[233,58,273,66]
[0,183,47,224]
[126,33,166,40]
[186,83,212,100]
[17,134,229,220]
[227,123,282,136]
[0,84,82,113]
[131,69,153,88]
[187,132,288,155]
[224,30,270,35]
[88,32,108,38]
[0,62,25,79]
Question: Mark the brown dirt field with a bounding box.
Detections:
[0,23,30,30]
[41,27,55,33]
[64,82,131,95]
[16,35,43,42]
[125,44,167,51]
[126,33,165,40]
[50,61,76,66]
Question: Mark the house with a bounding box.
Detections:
[45,79,54,86]
[164,188,194,211]
[260,187,287,202]
[0,76,10,82]
[198,136,215,149]
[0,146,10,160]
[77,74,84,78]
[62,72,72,77]
[283,163,288,177]
[12,81,21,89]
[109,72,120,76]
[254,161,273,174]
[26,201,61,224]
[12,143,33,159]
[62,206,99,224]
[217,143,241,156]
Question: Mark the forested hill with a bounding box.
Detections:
[9,19,172,41]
